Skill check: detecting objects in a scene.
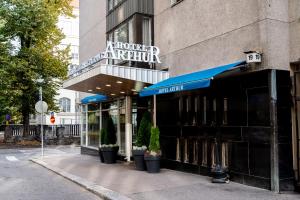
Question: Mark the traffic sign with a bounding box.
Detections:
[35,101,48,113]
[50,116,55,124]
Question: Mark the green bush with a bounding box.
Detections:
[136,111,151,147]
[100,116,117,145]
[107,116,117,144]
[100,129,108,145]
[149,126,160,153]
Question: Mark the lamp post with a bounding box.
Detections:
[36,78,44,157]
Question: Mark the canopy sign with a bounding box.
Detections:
[70,41,161,77]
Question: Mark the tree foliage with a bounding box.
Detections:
[149,127,160,153]
[101,117,117,145]
[136,111,151,147]
[0,0,72,132]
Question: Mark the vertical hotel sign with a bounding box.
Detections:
[70,41,161,76]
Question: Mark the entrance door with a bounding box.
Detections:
[294,72,300,189]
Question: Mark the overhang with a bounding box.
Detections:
[63,63,169,98]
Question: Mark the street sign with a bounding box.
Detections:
[35,101,48,113]
[50,116,55,124]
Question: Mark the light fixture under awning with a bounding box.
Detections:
[139,61,246,97]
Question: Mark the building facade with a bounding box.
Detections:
[64,0,300,192]
[48,0,80,125]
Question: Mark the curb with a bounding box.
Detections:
[30,158,132,200]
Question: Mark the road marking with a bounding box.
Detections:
[6,156,19,162]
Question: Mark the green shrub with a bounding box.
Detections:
[100,129,108,145]
[149,126,160,153]
[107,116,117,144]
[100,116,117,145]
[136,111,151,147]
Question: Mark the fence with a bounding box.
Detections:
[0,124,80,138]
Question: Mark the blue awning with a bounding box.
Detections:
[81,94,107,104]
[139,60,246,97]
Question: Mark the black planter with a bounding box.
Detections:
[211,164,228,183]
[101,146,119,164]
[144,154,160,173]
[98,147,104,163]
[132,149,146,171]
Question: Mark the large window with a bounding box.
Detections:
[142,17,151,46]
[114,23,128,43]
[108,0,123,11]
[59,97,71,112]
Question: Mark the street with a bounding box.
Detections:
[0,146,101,200]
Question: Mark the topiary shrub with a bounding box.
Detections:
[100,116,117,145]
[107,116,116,145]
[149,126,160,154]
[136,111,151,147]
[100,129,108,145]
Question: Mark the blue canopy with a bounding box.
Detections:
[139,61,246,97]
[81,94,107,104]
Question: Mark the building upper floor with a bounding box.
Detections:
[78,0,300,77]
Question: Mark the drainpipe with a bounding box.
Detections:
[125,96,132,162]
[269,69,279,193]
[153,95,156,128]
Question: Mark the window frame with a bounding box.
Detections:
[59,97,71,112]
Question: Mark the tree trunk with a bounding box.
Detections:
[22,102,30,137]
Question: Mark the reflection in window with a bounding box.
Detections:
[108,0,113,11]
[142,17,151,46]
[114,23,128,43]
[59,97,71,112]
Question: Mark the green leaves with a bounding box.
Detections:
[136,111,152,147]
[0,0,73,124]
[149,127,160,153]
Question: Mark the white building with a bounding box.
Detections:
[34,0,80,125]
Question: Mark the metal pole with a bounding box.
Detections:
[269,69,279,193]
[40,86,44,157]
[153,95,156,128]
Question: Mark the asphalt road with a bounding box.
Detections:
[0,146,102,200]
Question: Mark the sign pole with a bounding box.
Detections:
[40,86,44,158]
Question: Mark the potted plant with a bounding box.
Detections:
[99,117,119,164]
[144,126,161,173]
[132,112,151,170]
[98,129,106,163]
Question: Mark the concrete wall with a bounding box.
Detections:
[154,0,290,76]
[80,0,106,62]
[289,0,300,63]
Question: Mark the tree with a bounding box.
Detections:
[0,0,72,135]
[136,111,151,147]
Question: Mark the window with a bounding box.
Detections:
[108,0,123,11]
[142,17,151,46]
[114,23,128,43]
[59,97,71,112]
[108,0,113,11]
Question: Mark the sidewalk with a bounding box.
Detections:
[31,153,300,200]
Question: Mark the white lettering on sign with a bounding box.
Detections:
[158,85,184,94]
[69,41,161,77]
